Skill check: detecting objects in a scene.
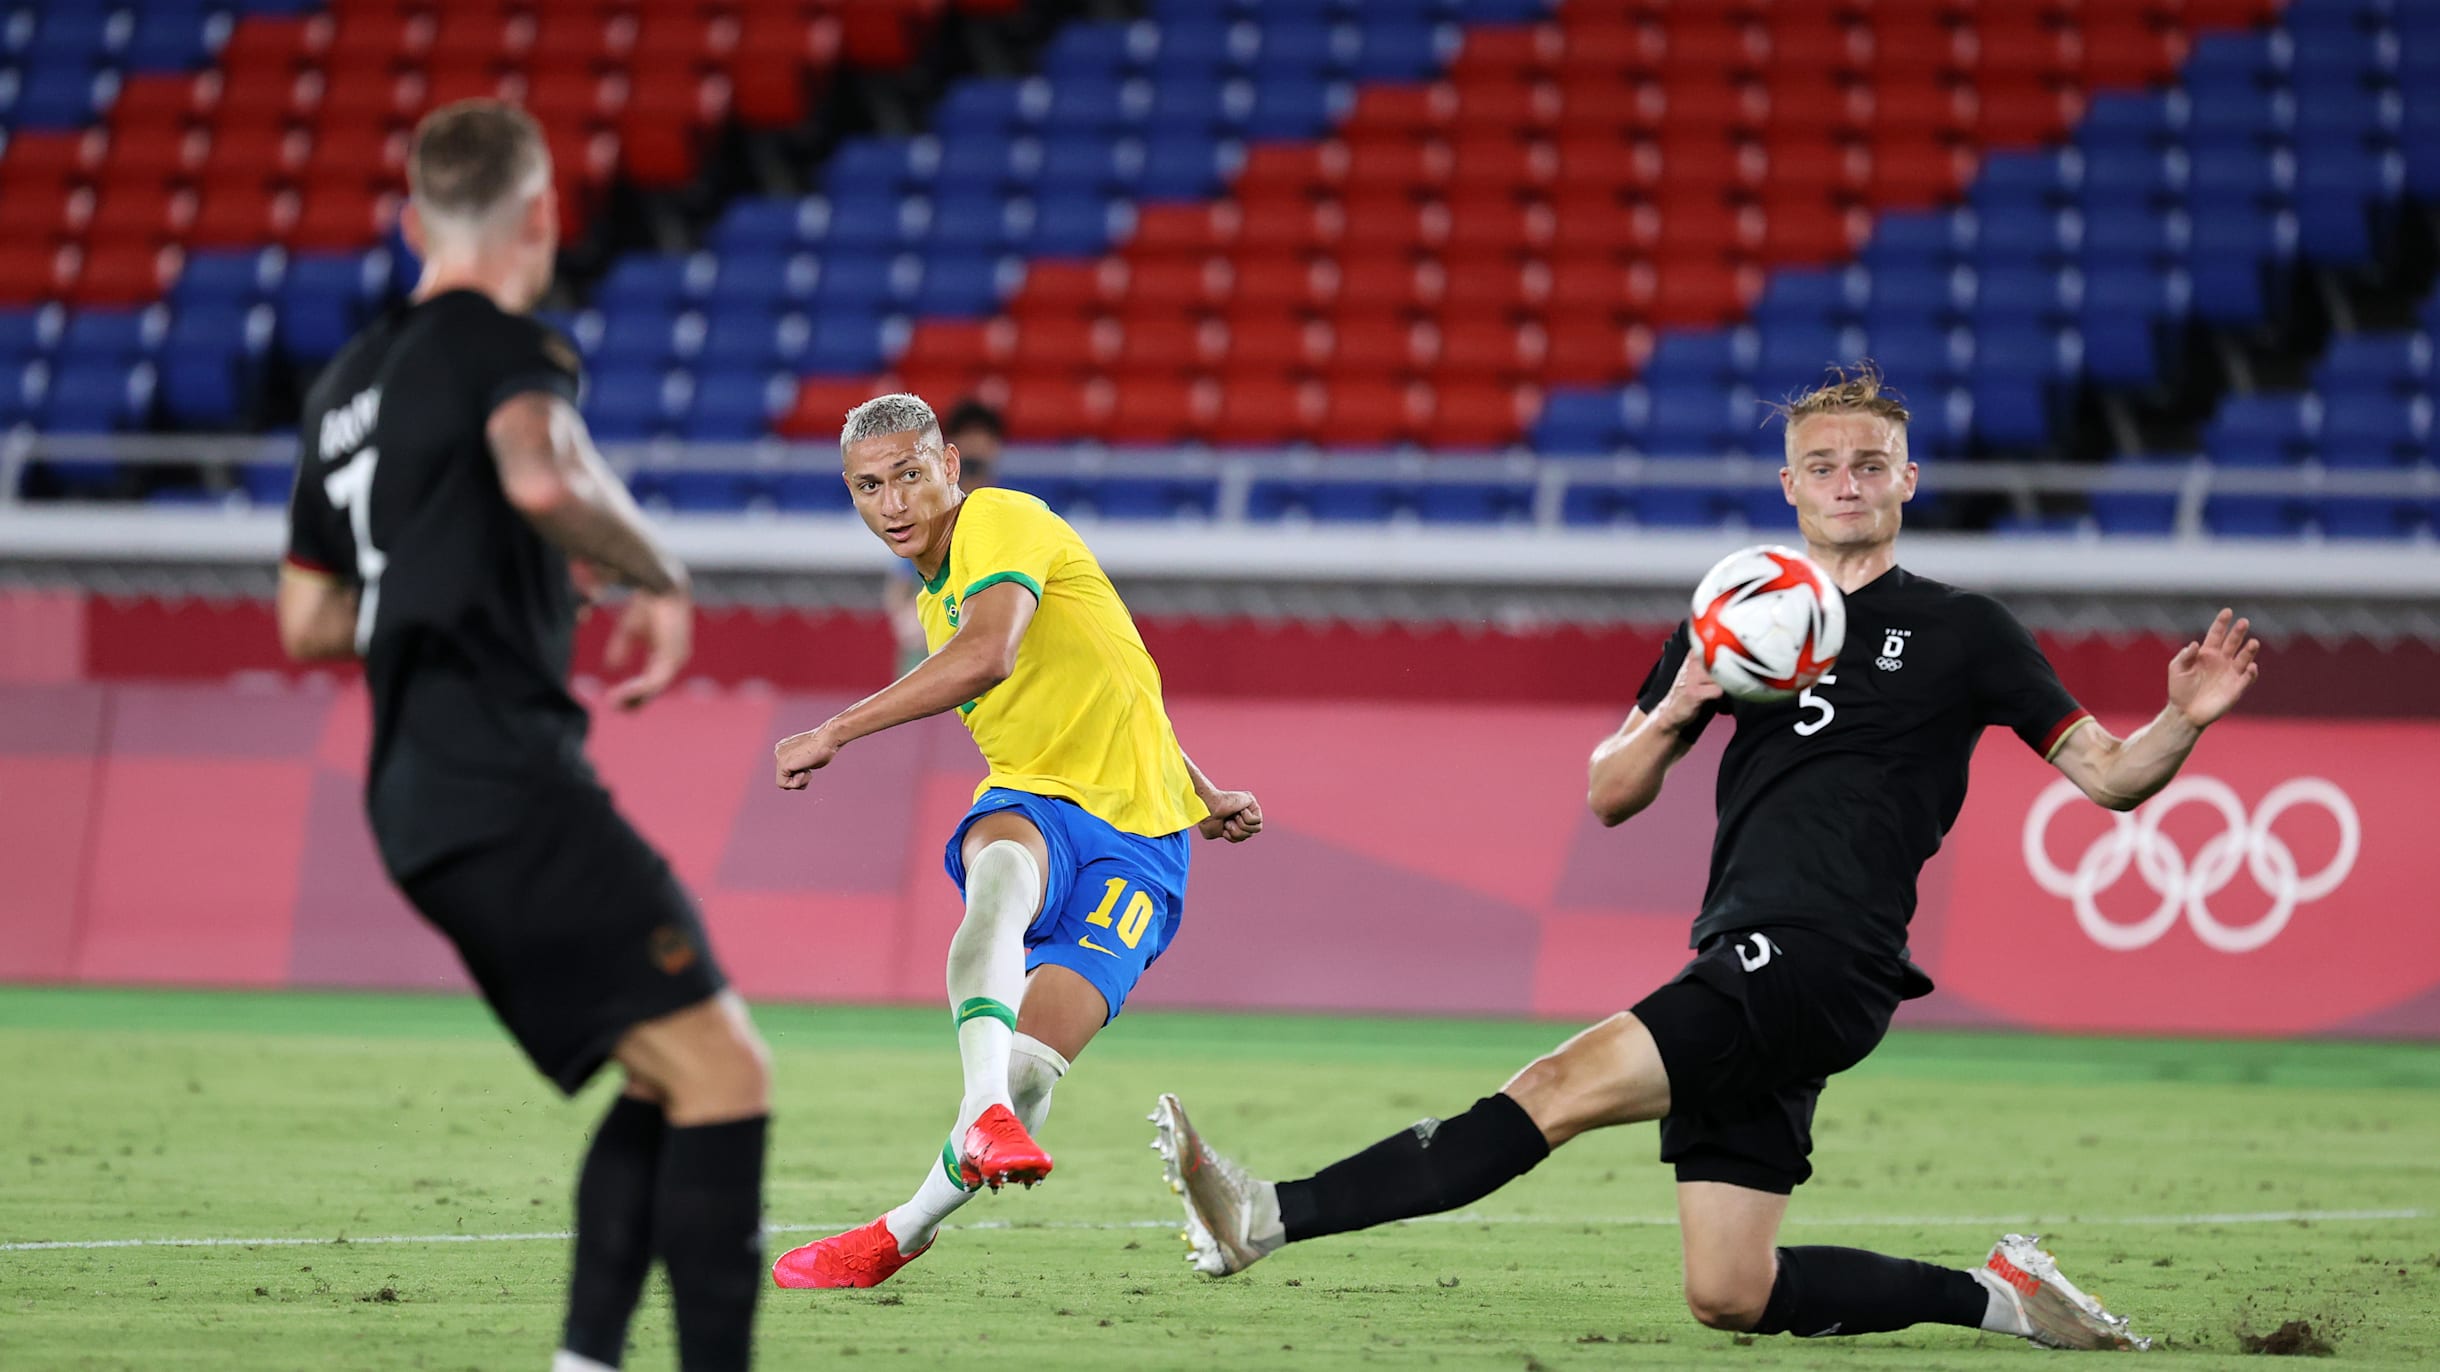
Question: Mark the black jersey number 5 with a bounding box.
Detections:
[1792,673,1837,737]
[321,446,387,653]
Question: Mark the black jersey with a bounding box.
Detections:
[1635,566,2089,963]
[285,289,588,878]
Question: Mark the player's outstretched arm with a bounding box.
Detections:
[1181,753,1261,843]
[774,580,1037,788]
[1587,654,1720,826]
[2049,608,2262,811]
[275,563,360,661]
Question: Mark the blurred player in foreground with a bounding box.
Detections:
[1155,367,2262,1351]
[768,393,1262,1288]
[884,398,1002,675]
[276,102,769,1371]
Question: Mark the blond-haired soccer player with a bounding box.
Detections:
[1154,367,2262,1351]
[768,393,1262,1288]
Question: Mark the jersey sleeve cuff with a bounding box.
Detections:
[282,551,337,579]
[2038,709,2095,761]
[961,570,1042,603]
[486,369,582,417]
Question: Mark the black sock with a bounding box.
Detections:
[1752,1246,1988,1338]
[562,1096,667,1366]
[654,1116,767,1372]
[1275,1093,1549,1243]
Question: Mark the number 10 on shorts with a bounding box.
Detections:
[1085,877,1155,949]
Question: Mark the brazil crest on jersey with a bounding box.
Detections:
[915,488,1207,838]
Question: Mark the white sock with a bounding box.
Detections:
[883,1031,1070,1255]
[552,1352,618,1372]
[1972,1268,2032,1336]
[945,840,1039,1138]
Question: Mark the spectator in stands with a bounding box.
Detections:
[885,399,1003,674]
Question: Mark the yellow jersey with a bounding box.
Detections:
[916,488,1208,838]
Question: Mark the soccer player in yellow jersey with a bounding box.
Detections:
[767,393,1262,1289]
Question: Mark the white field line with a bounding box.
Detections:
[1,1207,2424,1254]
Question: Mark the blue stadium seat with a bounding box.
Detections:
[927,193,1014,253]
[711,198,808,254]
[1559,482,1632,526]
[1344,20,1444,81]
[769,471,852,512]
[1040,22,1136,77]
[1752,270,1853,328]
[2207,394,2317,466]
[0,307,57,368]
[1532,388,1624,452]
[174,249,281,306]
[2078,92,2179,151]
[277,253,385,365]
[582,367,676,441]
[1639,330,1746,386]
[1243,78,1341,141]
[935,80,1030,139]
[2188,206,2292,328]
[1038,136,1141,196]
[40,361,153,432]
[2080,206,2184,269]
[1080,476,1220,520]
[1136,135,1230,200]
[704,252,816,312]
[2317,393,2427,466]
[906,255,1005,316]
[1861,324,1957,385]
[125,10,215,71]
[2089,489,2180,534]
[596,255,701,313]
[804,313,890,374]
[1859,263,1962,327]
[1752,324,1859,395]
[681,374,787,442]
[6,68,103,127]
[59,308,163,366]
[807,252,900,312]
[160,304,268,429]
[2204,495,2308,536]
[1633,486,1729,527]
[588,308,685,370]
[1635,384,1744,454]
[2317,498,2421,539]
[1021,197,1124,258]
[2317,332,2431,391]
[827,136,925,193]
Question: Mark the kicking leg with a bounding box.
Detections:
[773,971,1095,1290]
[876,966,1101,1256]
[945,814,1053,1188]
[1155,1010,1672,1275]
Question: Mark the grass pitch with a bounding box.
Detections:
[2,988,2436,1370]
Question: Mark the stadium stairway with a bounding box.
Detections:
[0,0,1000,482]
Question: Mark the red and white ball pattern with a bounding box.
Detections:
[1690,545,1847,703]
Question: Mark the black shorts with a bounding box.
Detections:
[1630,927,1917,1194]
[394,775,728,1095]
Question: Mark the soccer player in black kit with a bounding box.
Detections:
[1154,369,2263,1351]
[275,102,770,1372]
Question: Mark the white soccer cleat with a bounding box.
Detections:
[1150,1092,1274,1277]
[1975,1233,2151,1351]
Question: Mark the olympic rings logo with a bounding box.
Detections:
[2020,776,2360,954]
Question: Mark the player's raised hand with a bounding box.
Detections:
[605,589,692,711]
[1197,789,1263,843]
[1657,650,1728,728]
[2168,608,2261,728]
[773,725,841,789]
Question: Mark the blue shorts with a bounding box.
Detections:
[945,788,1192,1023]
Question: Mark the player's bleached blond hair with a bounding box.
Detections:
[1771,362,1911,456]
[407,100,550,232]
[840,392,942,456]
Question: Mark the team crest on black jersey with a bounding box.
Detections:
[1876,628,1910,672]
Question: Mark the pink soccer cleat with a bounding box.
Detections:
[961,1103,1055,1191]
[771,1217,930,1290]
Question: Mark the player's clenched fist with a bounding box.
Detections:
[773,725,841,788]
[1197,789,1263,843]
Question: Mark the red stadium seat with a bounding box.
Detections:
[1752,199,1862,265]
[85,184,187,245]
[1867,135,1970,207]
[326,13,424,68]
[1439,258,1539,319]
[1209,375,1310,446]
[1646,256,1756,329]
[69,244,176,307]
[1338,137,1446,195]
[779,376,883,440]
[1006,316,1099,372]
[1864,78,1970,138]
[289,187,395,250]
[1448,137,1549,194]
[1231,253,1324,311]
[1341,194,1432,253]
[1540,313,1638,384]
[0,245,64,305]
[102,125,197,185]
[1449,27,1554,85]
[1129,203,1232,255]
[1312,377,1418,448]
[902,318,995,373]
[1002,378,1101,442]
[1551,75,1644,137]
[1103,377,1202,445]
[1974,80,2077,149]
[1433,320,1538,379]
[1107,315,1212,376]
[186,189,288,250]
[217,18,317,87]
[1215,314,1315,376]
[1554,135,1648,193]
[1975,15,2074,81]
[1233,198,1333,254]
[2078,18,2181,88]
[1553,21,1652,83]
[1236,145,1330,199]
[429,10,523,68]
[109,75,210,135]
[1331,255,1430,314]
[2,131,95,193]
[732,54,817,130]
[1659,19,1761,75]
[1011,260,1110,316]
[198,123,297,188]
[301,123,407,188]
[1419,380,1526,449]
[1325,313,1426,378]
[1443,197,1548,254]
[1341,86,1444,141]
[0,183,74,240]
[1102,255,1209,312]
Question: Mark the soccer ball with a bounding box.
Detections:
[1689,545,1846,703]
